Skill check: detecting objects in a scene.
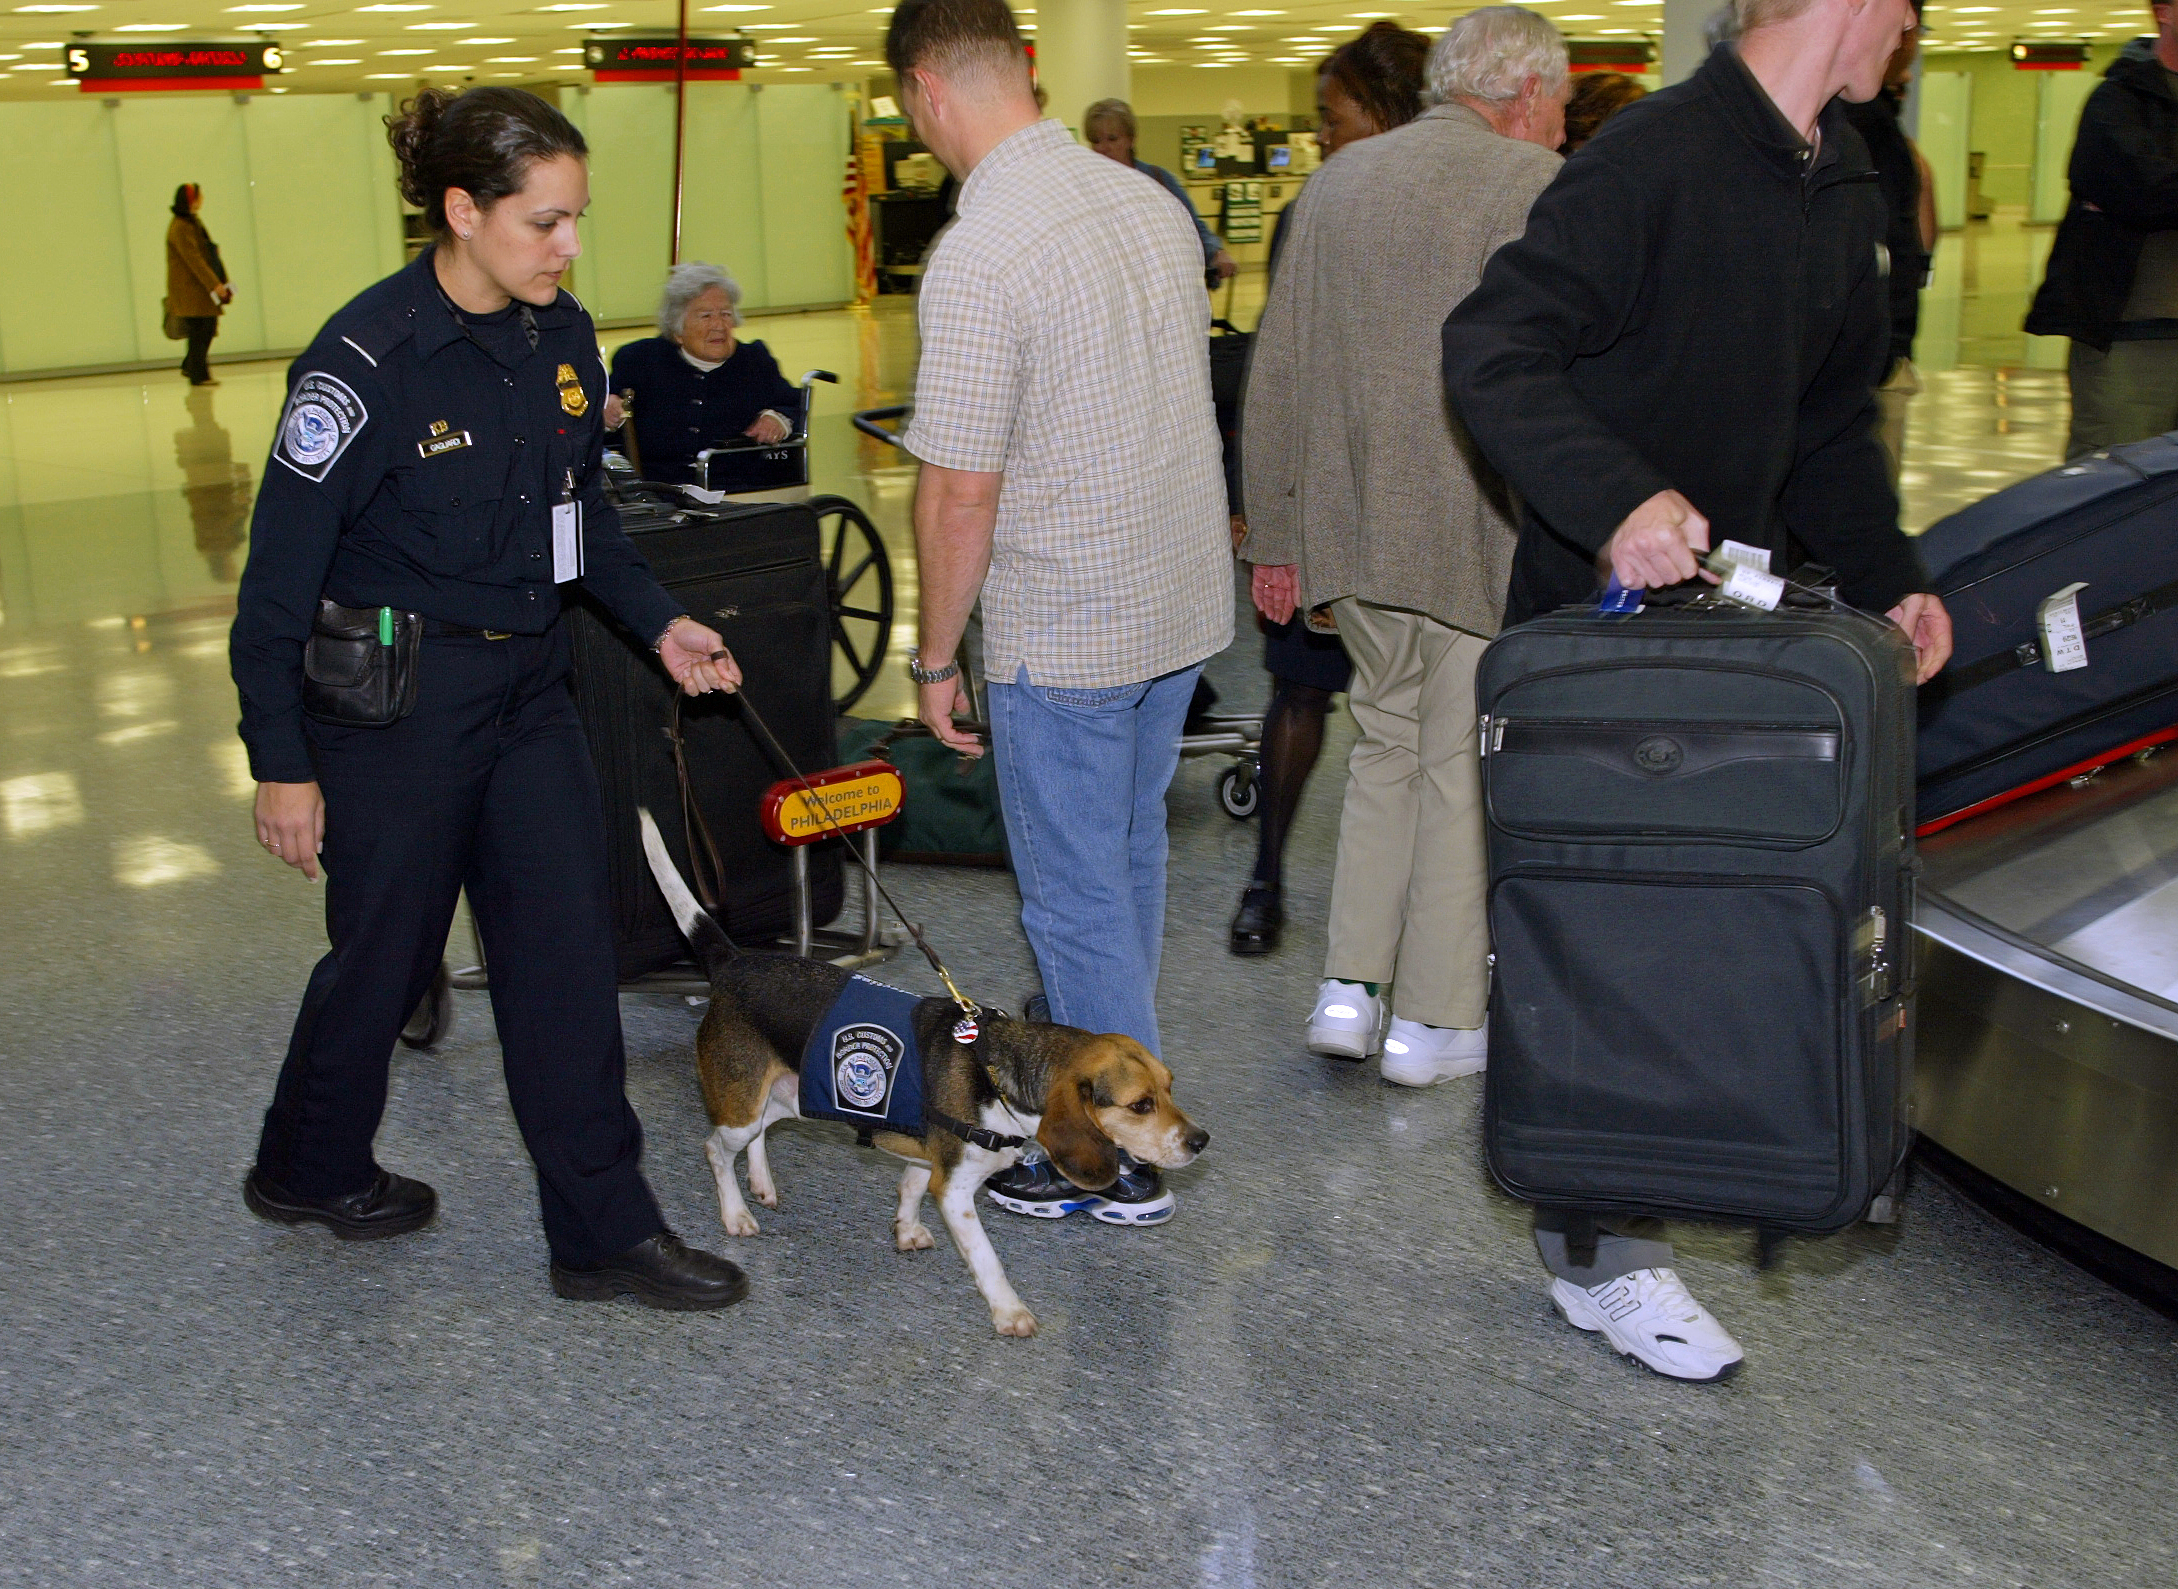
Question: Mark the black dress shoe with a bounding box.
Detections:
[244,1168,438,1241]
[1228,885,1283,956]
[550,1232,749,1312]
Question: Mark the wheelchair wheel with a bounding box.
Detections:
[1217,762,1260,820]
[810,495,894,712]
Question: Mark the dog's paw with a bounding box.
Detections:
[752,1182,780,1210]
[894,1220,935,1252]
[991,1305,1039,1338]
[720,1207,761,1238]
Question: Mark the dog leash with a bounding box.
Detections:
[668,671,1036,1146]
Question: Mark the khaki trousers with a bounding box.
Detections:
[2066,338,2178,460]
[1323,598,1491,1030]
[1874,356,1920,487]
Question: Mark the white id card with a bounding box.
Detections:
[552,500,583,583]
[2036,581,2090,672]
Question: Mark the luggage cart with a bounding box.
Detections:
[849,402,1265,814]
[612,370,894,713]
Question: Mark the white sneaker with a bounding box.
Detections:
[1379,1017,1487,1086]
[1550,1267,1745,1382]
[1307,979,1384,1058]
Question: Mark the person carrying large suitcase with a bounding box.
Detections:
[1441,7,1955,1380]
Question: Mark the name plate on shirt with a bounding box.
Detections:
[418,430,473,459]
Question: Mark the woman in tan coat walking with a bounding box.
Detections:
[166,183,232,386]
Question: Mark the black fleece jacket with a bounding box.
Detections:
[2025,38,2178,351]
[1442,45,1924,624]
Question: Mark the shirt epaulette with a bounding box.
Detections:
[332,306,417,372]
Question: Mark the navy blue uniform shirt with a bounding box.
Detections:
[230,247,684,783]
[606,334,799,485]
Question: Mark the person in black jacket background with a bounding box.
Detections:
[606,262,800,486]
[2027,27,2178,457]
[1442,0,1952,1383]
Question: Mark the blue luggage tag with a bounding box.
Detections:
[1595,574,1644,616]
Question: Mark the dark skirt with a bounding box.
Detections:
[1262,612,1352,692]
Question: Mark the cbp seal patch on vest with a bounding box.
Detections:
[832,1022,904,1117]
[274,371,369,483]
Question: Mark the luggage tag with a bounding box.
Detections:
[552,466,584,583]
[1714,540,1772,573]
[2036,582,2090,673]
[1595,574,1644,616]
[1714,560,1786,612]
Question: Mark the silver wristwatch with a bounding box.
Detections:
[907,646,960,685]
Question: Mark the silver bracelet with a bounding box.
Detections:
[907,646,959,685]
[652,614,690,653]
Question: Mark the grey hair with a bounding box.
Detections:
[1705,2,1741,45]
[1426,5,1568,108]
[1083,97,1135,140]
[657,260,742,338]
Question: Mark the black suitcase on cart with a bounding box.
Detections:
[1475,592,1917,1234]
[570,498,843,980]
[1915,433,2178,829]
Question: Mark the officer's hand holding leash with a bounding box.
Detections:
[658,616,741,695]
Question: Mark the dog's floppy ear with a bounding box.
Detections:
[1036,1051,1121,1192]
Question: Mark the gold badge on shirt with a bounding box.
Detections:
[555,362,589,418]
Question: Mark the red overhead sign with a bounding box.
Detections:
[67,41,282,91]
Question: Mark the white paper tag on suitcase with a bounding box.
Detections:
[1718,561,1785,611]
[552,500,583,583]
[1715,540,1773,573]
[2036,581,2089,672]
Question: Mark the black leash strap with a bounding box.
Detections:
[924,1107,1027,1153]
[665,691,729,917]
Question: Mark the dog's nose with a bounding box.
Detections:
[1184,1127,1209,1155]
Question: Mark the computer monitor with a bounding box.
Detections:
[1193,146,1217,171]
[1268,145,1291,171]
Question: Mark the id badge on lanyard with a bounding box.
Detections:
[552,466,583,583]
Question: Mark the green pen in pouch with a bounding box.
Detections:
[303,598,420,727]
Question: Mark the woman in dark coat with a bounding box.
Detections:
[607,262,800,486]
[166,183,232,386]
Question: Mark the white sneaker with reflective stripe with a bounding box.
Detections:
[1379,1017,1486,1086]
[1550,1267,1745,1382]
[1307,979,1384,1059]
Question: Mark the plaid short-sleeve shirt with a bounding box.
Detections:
[903,119,1234,688]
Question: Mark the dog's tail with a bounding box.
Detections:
[638,806,737,979]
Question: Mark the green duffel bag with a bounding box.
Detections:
[837,717,1010,868]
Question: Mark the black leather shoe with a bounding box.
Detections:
[1229,885,1283,956]
[243,1168,438,1241]
[550,1232,749,1312]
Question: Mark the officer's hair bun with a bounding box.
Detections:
[385,86,589,236]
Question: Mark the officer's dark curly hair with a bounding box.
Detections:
[387,86,589,236]
[1319,20,1431,136]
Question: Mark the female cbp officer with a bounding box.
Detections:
[229,86,748,1311]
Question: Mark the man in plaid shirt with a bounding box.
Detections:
[889,0,1231,1223]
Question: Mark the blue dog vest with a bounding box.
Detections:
[799,975,928,1135]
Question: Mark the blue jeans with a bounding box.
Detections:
[987,663,1200,1056]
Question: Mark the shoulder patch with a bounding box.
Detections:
[275,372,370,483]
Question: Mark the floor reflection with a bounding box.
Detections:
[174,387,252,584]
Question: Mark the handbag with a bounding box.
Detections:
[302,599,421,727]
[162,298,185,341]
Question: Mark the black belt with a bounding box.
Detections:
[422,619,516,639]
[1938,574,2178,695]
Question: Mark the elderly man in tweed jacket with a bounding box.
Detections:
[1241,6,1567,1085]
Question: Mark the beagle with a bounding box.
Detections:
[639,810,1209,1337]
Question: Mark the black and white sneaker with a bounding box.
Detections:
[984,1152,1176,1226]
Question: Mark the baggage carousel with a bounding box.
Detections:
[1914,743,2178,1276]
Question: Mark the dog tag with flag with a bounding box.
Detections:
[952,1011,980,1045]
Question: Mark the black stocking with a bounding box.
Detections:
[1250,680,1335,889]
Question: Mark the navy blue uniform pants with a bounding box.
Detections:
[254,625,666,1266]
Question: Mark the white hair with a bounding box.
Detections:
[1427,5,1569,107]
[657,261,742,338]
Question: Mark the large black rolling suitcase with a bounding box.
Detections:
[569,499,842,979]
[1915,433,2178,830]
[1475,592,1918,1234]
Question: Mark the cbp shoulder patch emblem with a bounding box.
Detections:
[275,371,369,483]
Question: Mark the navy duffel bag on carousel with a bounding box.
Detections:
[1915,433,2178,831]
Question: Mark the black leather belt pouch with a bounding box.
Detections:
[303,598,421,727]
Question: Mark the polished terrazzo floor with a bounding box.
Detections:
[4,218,2176,1587]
